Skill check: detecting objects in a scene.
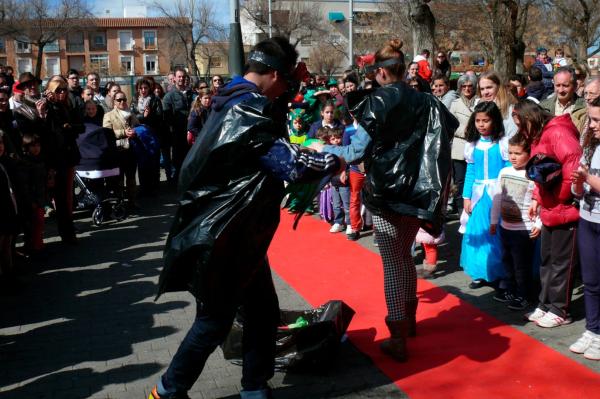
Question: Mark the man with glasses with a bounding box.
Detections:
[163,67,194,183]
[576,77,600,143]
[67,69,84,116]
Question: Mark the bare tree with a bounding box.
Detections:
[309,42,345,76]
[543,0,600,63]
[151,0,225,77]
[0,0,92,78]
[384,0,434,57]
[241,0,327,48]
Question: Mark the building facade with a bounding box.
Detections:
[0,17,190,78]
[240,0,383,75]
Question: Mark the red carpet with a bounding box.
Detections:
[268,212,600,398]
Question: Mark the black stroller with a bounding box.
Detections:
[75,123,127,226]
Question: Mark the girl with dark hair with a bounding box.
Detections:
[460,101,510,291]
[571,97,600,358]
[313,38,458,362]
[307,100,342,139]
[513,100,581,328]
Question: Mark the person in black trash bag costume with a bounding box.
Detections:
[148,37,343,399]
[310,39,458,362]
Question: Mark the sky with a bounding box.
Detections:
[89,0,230,25]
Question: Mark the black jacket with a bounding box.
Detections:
[131,94,164,131]
[348,82,459,235]
[158,83,288,310]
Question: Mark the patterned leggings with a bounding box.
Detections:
[373,213,421,320]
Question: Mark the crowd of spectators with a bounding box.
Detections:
[2,43,600,360]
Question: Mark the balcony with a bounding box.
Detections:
[44,42,60,52]
[66,43,85,53]
[89,42,107,52]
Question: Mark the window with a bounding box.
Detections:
[16,58,32,74]
[119,31,133,51]
[120,55,133,74]
[0,38,5,53]
[45,57,60,77]
[15,39,31,53]
[209,56,222,68]
[143,30,157,49]
[44,39,60,53]
[144,54,157,74]
[68,55,84,73]
[90,32,107,51]
[67,32,84,52]
[0,57,7,67]
[89,54,109,74]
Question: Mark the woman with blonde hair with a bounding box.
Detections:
[313,39,458,361]
[477,71,518,137]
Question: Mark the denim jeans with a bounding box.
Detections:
[332,186,350,225]
[160,261,279,396]
[578,218,600,334]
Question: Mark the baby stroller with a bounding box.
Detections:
[75,123,127,226]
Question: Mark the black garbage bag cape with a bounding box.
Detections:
[347,82,459,236]
[157,92,287,309]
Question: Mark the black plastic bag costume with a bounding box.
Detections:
[347,82,459,235]
[156,90,285,307]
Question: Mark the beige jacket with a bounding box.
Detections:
[103,109,140,149]
[449,96,476,161]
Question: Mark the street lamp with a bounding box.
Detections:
[229,0,245,76]
[268,0,273,38]
[349,0,353,68]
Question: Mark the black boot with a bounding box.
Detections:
[406,298,419,337]
[380,317,410,362]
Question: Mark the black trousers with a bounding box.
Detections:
[538,223,578,317]
[452,160,467,214]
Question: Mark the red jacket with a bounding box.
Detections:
[530,114,582,227]
[413,55,432,83]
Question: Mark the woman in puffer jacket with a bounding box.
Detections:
[512,100,582,328]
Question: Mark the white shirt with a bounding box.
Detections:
[491,166,541,231]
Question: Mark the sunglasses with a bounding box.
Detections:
[213,79,223,83]
[56,88,67,93]
[115,98,127,103]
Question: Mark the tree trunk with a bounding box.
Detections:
[34,43,44,79]
[576,36,589,64]
[408,0,435,58]
[490,0,517,79]
[513,39,526,74]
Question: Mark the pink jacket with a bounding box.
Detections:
[530,114,582,227]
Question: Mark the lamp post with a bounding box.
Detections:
[228,0,245,77]
[268,0,273,38]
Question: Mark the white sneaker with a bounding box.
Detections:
[525,307,546,322]
[570,331,597,354]
[345,225,353,235]
[584,335,600,361]
[329,223,344,233]
[535,311,572,328]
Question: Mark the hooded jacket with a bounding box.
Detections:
[346,82,459,235]
[157,77,339,310]
[530,114,582,226]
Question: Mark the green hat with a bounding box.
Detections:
[327,78,337,87]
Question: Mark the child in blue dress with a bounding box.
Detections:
[460,101,510,289]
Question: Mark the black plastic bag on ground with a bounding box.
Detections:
[222,300,355,371]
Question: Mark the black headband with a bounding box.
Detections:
[248,51,289,75]
[364,57,404,74]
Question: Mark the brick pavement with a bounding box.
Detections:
[0,184,598,399]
